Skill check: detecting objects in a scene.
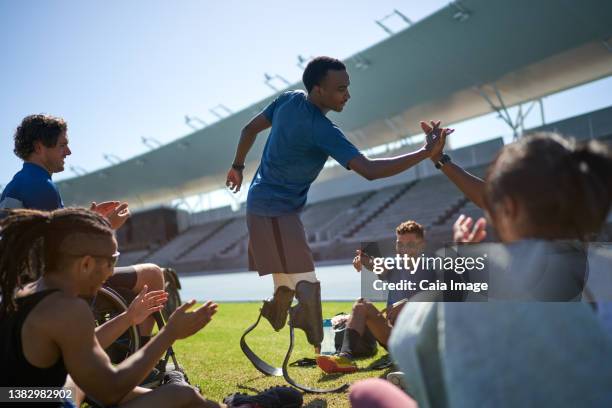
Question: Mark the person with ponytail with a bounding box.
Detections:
[352,130,612,408]
[0,208,223,407]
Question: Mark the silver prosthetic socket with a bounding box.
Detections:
[261,285,295,331]
[289,280,323,347]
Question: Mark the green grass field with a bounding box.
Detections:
[172,302,393,407]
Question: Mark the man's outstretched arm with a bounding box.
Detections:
[348,129,453,181]
[226,113,271,192]
[422,121,487,209]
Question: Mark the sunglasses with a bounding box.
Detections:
[62,250,120,267]
[98,251,120,268]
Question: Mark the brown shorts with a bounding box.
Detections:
[247,212,315,276]
[106,266,138,290]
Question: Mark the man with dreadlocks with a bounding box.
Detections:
[0,208,302,407]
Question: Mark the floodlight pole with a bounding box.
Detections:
[185,115,207,130]
[141,136,162,150]
[264,73,291,92]
[103,153,122,165]
[375,9,412,35]
[209,105,233,119]
[476,83,547,140]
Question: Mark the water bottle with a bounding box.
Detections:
[320,319,335,355]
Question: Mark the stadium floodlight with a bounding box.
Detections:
[185,115,207,130]
[177,141,190,150]
[451,1,471,22]
[102,153,122,165]
[351,54,370,70]
[209,104,233,119]
[297,55,312,69]
[375,9,412,35]
[141,136,162,150]
[69,165,87,176]
[264,73,291,92]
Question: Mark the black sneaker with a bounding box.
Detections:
[162,370,188,385]
[224,386,303,408]
[140,367,163,387]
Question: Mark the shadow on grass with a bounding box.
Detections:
[304,398,328,408]
[317,372,349,383]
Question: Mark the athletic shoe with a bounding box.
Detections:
[162,370,188,385]
[386,371,407,391]
[316,355,358,374]
[223,386,303,408]
[139,367,163,387]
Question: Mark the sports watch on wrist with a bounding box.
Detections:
[232,163,245,171]
[435,154,451,169]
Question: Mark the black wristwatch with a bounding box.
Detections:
[435,154,451,169]
[232,163,245,171]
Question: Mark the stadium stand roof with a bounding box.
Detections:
[57,0,612,208]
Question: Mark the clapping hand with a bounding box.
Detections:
[453,214,487,243]
[126,285,169,325]
[90,201,130,230]
[166,300,218,340]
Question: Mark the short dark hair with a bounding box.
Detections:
[302,56,346,93]
[13,114,67,160]
[396,220,425,238]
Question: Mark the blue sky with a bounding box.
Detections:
[1,0,611,195]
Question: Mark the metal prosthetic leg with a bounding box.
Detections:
[262,285,295,331]
[241,281,348,393]
[241,286,294,376]
[282,281,348,393]
[288,280,323,347]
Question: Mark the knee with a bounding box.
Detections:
[137,264,165,290]
[352,302,366,317]
[349,378,417,408]
[167,384,203,406]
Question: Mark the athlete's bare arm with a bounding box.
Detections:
[226,113,272,193]
[48,296,216,406]
[348,129,452,181]
[420,121,487,208]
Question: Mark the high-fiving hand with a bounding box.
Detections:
[420,120,454,161]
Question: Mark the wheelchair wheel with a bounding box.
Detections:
[91,286,140,364]
[162,268,182,321]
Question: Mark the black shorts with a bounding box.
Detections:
[106,266,138,291]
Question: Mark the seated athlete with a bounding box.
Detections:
[317,220,433,373]
[0,114,164,344]
[0,208,302,408]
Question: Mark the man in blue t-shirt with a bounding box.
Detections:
[1,114,165,344]
[227,56,450,355]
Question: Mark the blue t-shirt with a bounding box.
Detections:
[381,268,415,307]
[0,163,64,211]
[247,90,360,217]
